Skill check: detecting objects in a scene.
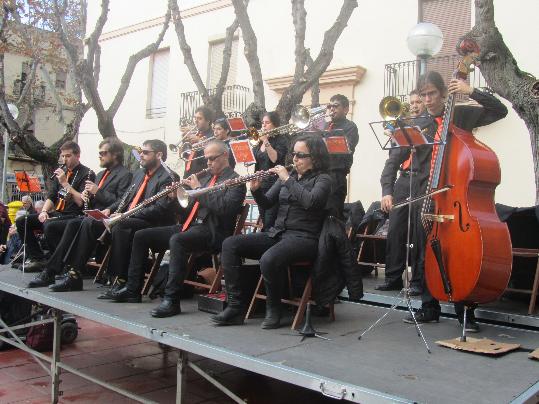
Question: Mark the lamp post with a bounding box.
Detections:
[1,103,19,203]
[406,22,444,75]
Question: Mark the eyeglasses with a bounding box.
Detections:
[98,150,110,156]
[327,103,341,109]
[206,152,224,162]
[140,150,155,155]
[291,152,311,159]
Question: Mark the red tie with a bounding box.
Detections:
[327,122,335,131]
[128,174,151,210]
[55,170,73,211]
[429,117,444,180]
[401,156,411,171]
[97,170,110,189]
[181,175,217,231]
[185,131,201,172]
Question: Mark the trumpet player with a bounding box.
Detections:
[111,140,246,317]
[182,106,214,178]
[15,141,92,272]
[29,138,132,289]
[323,94,359,219]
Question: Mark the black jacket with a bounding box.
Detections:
[324,117,359,174]
[194,167,247,251]
[109,165,175,226]
[252,170,332,240]
[380,88,508,198]
[47,163,93,216]
[253,135,289,190]
[93,165,132,210]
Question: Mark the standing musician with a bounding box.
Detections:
[111,140,246,317]
[212,134,331,329]
[252,111,289,231]
[48,139,176,293]
[15,141,92,271]
[323,94,359,220]
[213,117,238,169]
[27,138,132,289]
[183,106,214,178]
[390,71,507,331]
[376,90,425,294]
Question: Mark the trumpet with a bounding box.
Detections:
[169,124,199,153]
[179,136,215,161]
[101,168,211,232]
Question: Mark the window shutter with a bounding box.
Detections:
[207,38,238,89]
[149,49,170,118]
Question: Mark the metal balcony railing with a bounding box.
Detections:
[179,85,251,124]
[384,54,490,103]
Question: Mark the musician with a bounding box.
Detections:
[253,111,289,231]
[213,117,237,169]
[376,90,425,294]
[49,139,175,293]
[212,134,331,329]
[183,106,214,178]
[111,140,246,316]
[27,138,132,289]
[390,71,507,331]
[15,141,91,271]
[323,94,359,220]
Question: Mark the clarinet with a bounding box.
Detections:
[83,169,95,210]
[96,183,136,244]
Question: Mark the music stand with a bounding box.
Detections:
[360,120,444,353]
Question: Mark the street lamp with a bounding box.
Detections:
[1,103,19,203]
[406,22,444,75]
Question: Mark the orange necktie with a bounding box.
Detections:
[181,175,217,231]
[55,170,73,211]
[185,131,201,172]
[128,174,151,210]
[327,122,335,131]
[97,170,110,189]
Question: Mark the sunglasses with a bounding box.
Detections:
[98,150,110,156]
[291,152,311,159]
[206,152,224,162]
[140,150,156,155]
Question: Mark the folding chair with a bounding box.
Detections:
[505,248,539,314]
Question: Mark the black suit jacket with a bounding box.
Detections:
[93,165,132,210]
[47,164,93,216]
[109,165,176,226]
[193,167,246,251]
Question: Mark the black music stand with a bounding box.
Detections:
[360,120,445,353]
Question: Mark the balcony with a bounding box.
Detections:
[384,54,490,103]
[179,84,251,124]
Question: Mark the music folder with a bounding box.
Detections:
[391,125,428,147]
[84,210,108,221]
[229,139,256,164]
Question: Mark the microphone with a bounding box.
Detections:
[50,164,66,180]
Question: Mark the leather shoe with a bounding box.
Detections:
[459,319,480,333]
[403,308,440,324]
[22,258,46,273]
[97,280,124,300]
[211,307,245,326]
[49,272,83,292]
[375,279,404,291]
[261,305,282,329]
[110,287,141,303]
[150,298,181,318]
[408,284,423,296]
[27,270,55,288]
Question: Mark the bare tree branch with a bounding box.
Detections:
[291,0,307,84]
[231,0,265,108]
[93,42,101,86]
[86,0,109,73]
[305,49,319,106]
[107,8,170,118]
[464,0,539,202]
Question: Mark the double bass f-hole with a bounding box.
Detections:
[453,201,470,232]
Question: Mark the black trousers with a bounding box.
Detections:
[126,224,212,299]
[15,213,77,260]
[66,217,107,273]
[45,217,84,275]
[384,175,423,287]
[326,170,347,220]
[221,232,319,307]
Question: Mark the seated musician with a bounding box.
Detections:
[48,139,176,293]
[183,106,214,178]
[394,71,507,332]
[15,141,92,271]
[252,111,289,231]
[27,138,132,289]
[111,140,246,318]
[212,134,331,329]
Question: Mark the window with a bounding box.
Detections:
[147,48,170,119]
[206,37,238,89]
[55,71,67,90]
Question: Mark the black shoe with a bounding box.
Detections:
[27,270,55,288]
[150,298,181,318]
[311,305,330,317]
[375,279,404,291]
[49,271,83,292]
[261,305,282,329]
[403,308,440,324]
[21,258,46,273]
[458,313,480,333]
[110,287,141,303]
[97,280,125,300]
[211,307,245,326]
[408,284,423,296]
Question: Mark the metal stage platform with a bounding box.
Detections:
[1,266,538,404]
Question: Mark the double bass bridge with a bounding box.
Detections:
[422,213,455,223]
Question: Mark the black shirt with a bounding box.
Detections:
[253,135,289,190]
[47,163,91,215]
[252,169,332,240]
[323,117,359,174]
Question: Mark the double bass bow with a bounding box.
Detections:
[421,39,512,304]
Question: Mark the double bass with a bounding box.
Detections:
[422,39,512,304]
